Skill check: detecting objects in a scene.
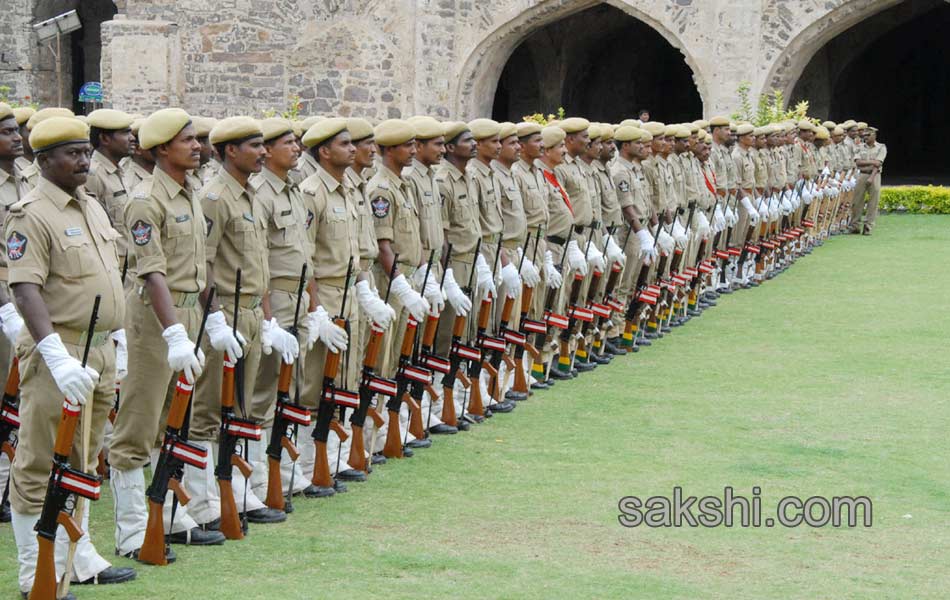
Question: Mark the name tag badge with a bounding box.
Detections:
[175,214,191,223]
[280,209,293,216]
[333,206,345,214]
[113,190,126,197]
[65,227,83,237]
[243,212,255,223]
[423,191,432,197]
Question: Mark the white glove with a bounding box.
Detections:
[726,206,738,227]
[821,166,831,177]
[391,273,430,322]
[262,318,299,364]
[712,205,726,232]
[781,196,793,216]
[110,329,128,382]
[162,323,205,384]
[802,187,813,205]
[206,310,245,359]
[500,262,522,299]
[585,242,606,273]
[544,250,563,289]
[849,176,857,187]
[768,199,780,221]
[0,302,23,345]
[757,198,769,222]
[355,279,396,330]
[516,248,541,288]
[636,229,657,264]
[308,306,348,353]
[474,253,497,300]
[422,274,446,315]
[443,268,472,317]
[671,220,688,249]
[605,235,625,266]
[790,191,801,210]
[694,211,711,238]
[37,333,99,406]
[740,196,759,226]
[566,240,588,276]
[657,229,675,255]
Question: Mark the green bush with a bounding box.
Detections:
[880,186,950,214]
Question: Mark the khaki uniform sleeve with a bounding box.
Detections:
[369,184,395,242]
[125,186,168,277]
[611,166,635,210]
[437,176,451,225]
[200,188,223,263]
[5,207,50,286]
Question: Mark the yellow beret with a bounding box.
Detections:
[558,117,590,134]
[736,123,755,136]
[30,116,89,153]
[302,117,348,148]
[613,126,641,143]
[540,126,566,148]
[442,121,469,142]
[619,119,641,128]
[673,125,690,139]
[832,126,844,136]
[0,103,12,122]
[12,106,35,126]
[599,125,614,141]
[192,116,216,138]
[515,121,542,138]
[642,121,666,136]
[696,130,708,143]
[815,126,830,140]
[856,122,868,130]
[374,119,415,147]
[797,120,815,132]
[640,130,654,142]
[866,126,878,133]
[841,119,856,129]
[347,117,374,141]
[260,117,294,142]
[210,116,263,145]
[821,121,836,130]
[27,107,74,130]
[87,108,133,131]
[692,119,710,130]
[468,118,501,141]
[300,116,325,133]
[130,118,144,135]
[412,116,444,140]
[587,124,602,140]
[139,108,192,150]
[709,116,730,127]
[497,121,518,140]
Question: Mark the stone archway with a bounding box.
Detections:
[454,0,707,120]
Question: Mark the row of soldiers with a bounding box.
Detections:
[0,102,883,599]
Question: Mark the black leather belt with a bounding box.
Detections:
[546,235,568,246]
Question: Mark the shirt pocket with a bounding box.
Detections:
[325,205,347,240]
[269,210,296,248]
[58,234,98,279]
[164,217,194,255]
[228,216,257,250]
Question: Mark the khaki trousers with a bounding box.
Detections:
[850,172,881,233]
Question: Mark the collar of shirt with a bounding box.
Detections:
[317,163,344,194]
[153,165,188,199]
[344,166,365,189]
[515,158,535,173]
[442,160,465,181]
[37,176,83,210]
[0,165,12,186]
[380,163,407,192]
[616,156,634,170]
[261,166,289,195]
[592,159,607,173]
[218,167,251,200]
[490,159,512,177]
[469,158,492,178]
[92,150,120,175]
[409,158,432,178]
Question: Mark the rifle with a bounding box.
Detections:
[216,269,261,540]
[487,234,532,403]
[665,202,696,318]
[536,233,571,376]
[593,225,630,356]
[348,259,398,473]
[445,240,481,427]
[138,287,215,564]
[404,250,445,439]
[312,258,356,489]
[623,220,662,347]
[383,254,432,458]
[511,229,545,396]
[558,226,594,373]
[468,241,505,416]
[418,244,453,431]
[108,254,130,426]
[577,226,610,366]
[30,296,102,600]
[1,358,19,510]
[264,264,310,511]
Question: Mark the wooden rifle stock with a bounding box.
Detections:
[264,362,294,511]
[348,326,385,472]
[312,315,345,487]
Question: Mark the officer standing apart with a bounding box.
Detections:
[850,127,886,235]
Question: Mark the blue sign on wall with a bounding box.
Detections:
[78,81,103,103]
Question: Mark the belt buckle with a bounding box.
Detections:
[180,292,199,308]
[248,296,263,310]
[79,330,110,348]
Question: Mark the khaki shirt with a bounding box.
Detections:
[251,167,313,283]
[792,140,817,179]
[536,160,574,240]
[555,153,593,228]
[368,164,421,268]
[751,148,768,190]
[86,150,129,258]
[690,155,714,211]
[593,159,621,228]
[732,146,756,191]
[300,164,361,280]
[609,157,650,225]
[0,164,29,277]
[125,166,206,292]
[20,159,40,190]
[346,166,379,266]
[782,145,798,186]
[436,161,481,257]
[197,161,218,187]
[295,152,318,184]
[857,143,887,175]
[512,158,549,231]
[200,168,269,300]
[5,177,125,332]
[467,158,503,243]
[698,161,718,211]
[491,159,528,246]
[404,158,445,264]
[643,156,676,214]
[14,156,31,173]
[767,148,788,190]
[710,143,736,192]
[122,160,152,194]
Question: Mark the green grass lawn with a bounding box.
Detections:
[3,215,948,599]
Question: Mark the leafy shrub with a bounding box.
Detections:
[880,186,950,214]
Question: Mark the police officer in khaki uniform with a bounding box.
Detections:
[193,117,219,187]
[85,109,135,269]
[121,118,154,193]
[248,118,314,500]
[369,119,432,456]
[296,118,384,494]
[184,117,296,527]
[732,124,761,280]
[7,116,136,595]
[20,108,76,189]
[110,108,225,561]
[12,107,35,174]
[851,126,886,235]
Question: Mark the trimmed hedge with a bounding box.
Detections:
[880,186,950,214]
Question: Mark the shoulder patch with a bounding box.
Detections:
[306,209,315,229]
[6,231,27,261]
[618,180,630,193]
[205,215,213,235]
[131,220,153,246]
[371,196,390,218]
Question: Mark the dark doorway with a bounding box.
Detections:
[791,0,950,183]
[491,3,702,123]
